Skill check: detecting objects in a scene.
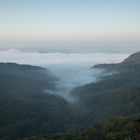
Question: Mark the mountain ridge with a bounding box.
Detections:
[93,51,140,69]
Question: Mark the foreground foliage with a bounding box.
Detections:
[23,117,140,140]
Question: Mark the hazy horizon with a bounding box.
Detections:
[0,0,139,100]
[0,47,132,101]
[0,0,140,48]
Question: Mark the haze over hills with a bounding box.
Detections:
[122,51,140,65]
[22,51,140,140]
[94,51,140,69]
[24,51,140,140]
[0,51,140,140]
[0,48,130,101]
[68,51,140,127]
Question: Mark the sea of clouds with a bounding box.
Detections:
[0,48,130,101]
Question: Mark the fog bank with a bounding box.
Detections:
[0,49,130,101]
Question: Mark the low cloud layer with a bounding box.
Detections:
[0,49,129,66]
[0,49,130,101]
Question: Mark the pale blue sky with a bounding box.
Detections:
[0,0,140,47]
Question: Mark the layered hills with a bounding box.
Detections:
[0,51,140,140]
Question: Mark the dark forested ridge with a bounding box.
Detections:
[1,51,140,140]
[0,63,72,140]
[94,51,140,69]
[70,51,140,129]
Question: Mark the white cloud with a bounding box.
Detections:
[0,49,130,101]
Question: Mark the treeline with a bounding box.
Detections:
[22,117,140,140]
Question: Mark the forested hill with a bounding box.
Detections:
[0,62,56,84]
[94,51,140,69]
[71,51,140,128]
[122,51,140,65]
[0,63,72,140]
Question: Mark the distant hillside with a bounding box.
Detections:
[70,51,140,131]
[122,51,140,65]
[94,51,140,69]
[0,62,56,83]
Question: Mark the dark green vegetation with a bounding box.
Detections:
[66,51,140,131]
[1,51,140,140]
[23,117,140,140]
[0,63,72,140]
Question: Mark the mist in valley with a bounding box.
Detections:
[0,48,131,101]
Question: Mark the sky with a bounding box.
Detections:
[0,0,140,48]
